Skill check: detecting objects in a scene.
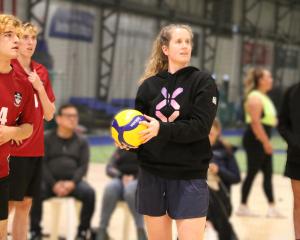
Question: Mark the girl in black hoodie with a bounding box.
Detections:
[117,24,218,240]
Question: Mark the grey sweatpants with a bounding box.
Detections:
[99,178,144,229]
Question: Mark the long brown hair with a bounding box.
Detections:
[139,24,193,83]
[244,67,265,96]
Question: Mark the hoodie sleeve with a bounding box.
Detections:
[278,86,300,150]
[135,80,150,115]
[158,74,219,143]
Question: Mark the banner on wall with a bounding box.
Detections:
[243,41,270,65]
[49,8,95,42]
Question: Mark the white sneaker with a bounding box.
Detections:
[266,207,285,218]
[236,205,259,217]
[205,223,218,240]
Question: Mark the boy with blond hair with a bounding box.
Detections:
[8,22,55,240]
[0,14,34,240]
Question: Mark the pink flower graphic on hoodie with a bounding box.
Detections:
[155,87,183,122]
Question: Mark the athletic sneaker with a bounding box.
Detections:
[236,205,259,217]
[266,207,285,218]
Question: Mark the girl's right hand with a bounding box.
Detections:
[263,141,273,155]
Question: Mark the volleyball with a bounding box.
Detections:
[111,109,147,147]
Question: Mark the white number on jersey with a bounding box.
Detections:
[0,107,8,125]
[34,93,39,108]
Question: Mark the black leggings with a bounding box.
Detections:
[241,126,274,204]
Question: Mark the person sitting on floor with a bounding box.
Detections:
[206,119,240,240]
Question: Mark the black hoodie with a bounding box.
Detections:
[135,66,219,179]
[278,83,300,164]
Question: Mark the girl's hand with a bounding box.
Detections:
[139,114,160,144]
[263,141,273,155]
[12,139,23,146]
[28,69,44,92]
[114,141,137,150]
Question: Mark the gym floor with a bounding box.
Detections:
[22,163,293,240]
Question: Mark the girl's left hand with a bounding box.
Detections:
[139,115,160,144]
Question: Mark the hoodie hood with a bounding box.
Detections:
[156,66,199,79]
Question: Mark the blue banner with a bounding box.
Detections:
[49,8,94,42]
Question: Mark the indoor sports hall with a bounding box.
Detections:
[1,0,300,239]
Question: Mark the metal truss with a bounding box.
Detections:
[201,0,219,74]
[64,0,219,29]
[240,0,299,45]
[96,8,120,100]
[155,0,173,32]
[241,0,263,67]
[240,0,299,106]
[30,0,300,100]
[242,0,261,33]
[273,1,296,88]
[27,0,53,69]
[27,0,50,39]
[96,0,173,100]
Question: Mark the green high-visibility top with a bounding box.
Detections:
[245,90,277,127]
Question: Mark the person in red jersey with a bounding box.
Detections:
[0,14,34,240]
[8,22,55,240]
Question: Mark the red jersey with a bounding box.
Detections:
[10,59,55,157]
[0,70,34,178]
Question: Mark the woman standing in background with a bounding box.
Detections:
[236,68,282,218]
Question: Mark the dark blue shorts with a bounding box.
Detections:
[136,168,209,219]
